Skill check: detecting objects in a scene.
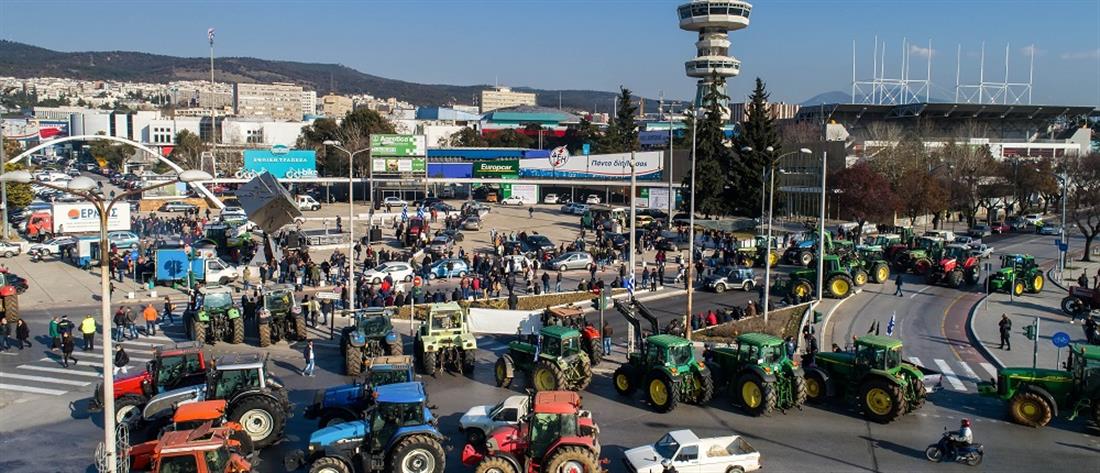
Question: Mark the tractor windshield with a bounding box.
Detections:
[856,345,898,370]
[359,316,389,335]
[530,413,578,459]
[560,335,580,356]
[374,401,425,428]
[366,368,409,387]
[431,309,463,330]
[668,344,694,366]
[917,238,939,251]
[264,291,293,312]
[204,291,233,310]
[653,433,681,460]
[944,246,967,259]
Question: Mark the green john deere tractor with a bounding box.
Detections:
[704,333,806,416]
[978,343,1100,429]
[414,302,477,376]
[804,335,940,423]
[845,247,892,284]
[784,254,860,300]
[987,254,1045,296]
[258,284,308,347]
[187,286,244,345]
[893,236,945,274]
[494,325,593,392]
[736,235,781,268]
[612,334,714,413]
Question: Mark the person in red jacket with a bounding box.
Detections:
[706,310,718,327]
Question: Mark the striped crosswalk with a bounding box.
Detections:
[0,322,184,398]
[909,356,999,393]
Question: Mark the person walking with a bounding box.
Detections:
[49,316,60,351]
[555,271,562,293]
[163,297,176,325]
[894,274,904,297]
[15,319,30,350]
[143,303,159,336]
[80,314,97,351]
[602,321,613,354]
[126,307,139,339]
[113,307,128,342]
[0,318,9,351]
[61,332,77,367]
[113,345,130,375]
[302,340,316,377]
[998,314,1012,350]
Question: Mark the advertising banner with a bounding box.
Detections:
[519,151,662,180]
[369,134,427,157]
[371,158,427,173]
[242,145,318,179]
[647,188,670,210]
[501,183,538,203]
[142,182,187,199]
[473,160,519,177]
[52,203,131,233]
[639,130,669,146]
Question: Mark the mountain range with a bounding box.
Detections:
[0,40,853,112]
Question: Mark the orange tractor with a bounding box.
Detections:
[128,421,254,473]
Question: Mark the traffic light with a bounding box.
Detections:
[1024,324,1037,341]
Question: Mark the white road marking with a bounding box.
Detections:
[956,361,980,383]
[909,286,932,299]
[40,357,104,368]
[908,356,923,366]
[21,364,103,378]
[980,362,999,379]
[0,351,18,356]
[934,359,967,391]
[0,372,90,386]
[0,383,67,396]
[70,351,149,363]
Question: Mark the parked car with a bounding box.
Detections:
[160,201,197,213]
[428,258,470,279]
[543,193,561,204]
[969,244,995,259]
[462,216,482,231]
[463,202,491,217]
[990,221,1011,234]
[107,231,139,250]
[585,194,602,204]
[604,232,628,250]
[428,234,455,254]
[28,236,77,257]
[500,196,527,206]
[1,271,28,294]
[1039,223,1061,235]
[0,240,21,258]
[524,234,555,253]
[1022,213,1044,225]
[561,202,589,215]
[220,206,248,224]
[547,251,594,271]
[361,261,414,284]
[624,430,762,473]
[459,395,529,445]
[704,266,758,293]
[382,196,408,207]
[1006,216,1030,231]
[502,254,533,273]
[968,224,992,238]
[654,238,679,251]
[955,235,977,247]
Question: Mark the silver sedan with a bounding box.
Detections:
[547,251,594,272]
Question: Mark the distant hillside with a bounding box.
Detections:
[0,40,660,112]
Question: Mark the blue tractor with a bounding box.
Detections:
[288,382,446,473]
[304,355,415,427]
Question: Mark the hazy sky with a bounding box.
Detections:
[2,0,1098,106]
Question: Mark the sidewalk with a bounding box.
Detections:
[971,264,1087,371]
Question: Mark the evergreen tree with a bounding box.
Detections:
[684,76,733,217]
[732,78,782,217]
[604,86,638,153]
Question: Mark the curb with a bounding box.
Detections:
[965,291,1002,369]
[818,288,859,348]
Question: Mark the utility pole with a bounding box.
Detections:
[207,28,218,151]
[685,110,698,339]
[1,120,7,240]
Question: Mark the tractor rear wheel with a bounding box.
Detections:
[2,294,18,322]
[544,445,599,473]
[1013,281,1026,297]
[914,258,932,275]
[860,378,906,423]
[907,376,927,411]
[494,356,513,388]
[852,269,869,287]
[230,396,286,449]
[388,334,404,356]
[613,364,637,396]
[694,370,714,405]
[295,315,308,341]
[646,370,680,413]
[461,349,476,375]
[387,434,445,473]
[736,373,776,416]
[946,270,964,288]
[803,370,828,404]
[474,456,516,473]
[345,345,363,376]
[421,351,438,376]
[533,359,566,391]
[192,320,207,345]
[309,456,351,473]
[258,322,272,347]
[792,373,808,407]
[583,336,604,366]
[231,317,244,344]
[791,279,814,300]
[871,263,890,283]
[1008,390,1053,427]
[1029,274,1045,293]
[1062,297,1086,316]
[826,274,854,298]
[575,357,593,391]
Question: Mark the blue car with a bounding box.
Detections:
[107,231,139,250]
[429,258,469,279]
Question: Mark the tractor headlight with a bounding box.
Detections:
[669,367,678,375]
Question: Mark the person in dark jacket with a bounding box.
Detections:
[998,314,1012,350]
[15,319,30,350]
[508,291,519,310]
[61,333,77,367]
[0,318,9,351]
[894,274,904,297]
[113,345,130,375]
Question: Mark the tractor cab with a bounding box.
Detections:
[852,336,904,372]
[130,423,252,473]
[640,335,699,373]
[915,237,944,253]
[200,287,235,314]
[90,341,207,415]
[463,390,600,471]
[262,285,297,314]
[206,353,277,401]
[527,392,592,461]
[942,244,970,261]
[1001,254,1037,270]
[422,302,467,336]
[534,325,584,359]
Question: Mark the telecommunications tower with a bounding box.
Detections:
[677,0,752,106]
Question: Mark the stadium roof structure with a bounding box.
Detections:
[795,102,1094,124]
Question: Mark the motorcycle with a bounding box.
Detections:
[925,428,984,466]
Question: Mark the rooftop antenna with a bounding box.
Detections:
[955,42,1032,105]
[851,36,931,105]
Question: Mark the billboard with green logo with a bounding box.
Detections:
[370,134,426,157]
[473,160,519,177]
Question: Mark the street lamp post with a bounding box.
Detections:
[628,150,637,299]
[1056,171,1069,275]
[0,169,210,473]
[323,141,371,312]
[684,109,699,339]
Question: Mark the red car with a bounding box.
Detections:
[991,221,1011,234]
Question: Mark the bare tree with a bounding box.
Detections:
[1066,153,1100,261]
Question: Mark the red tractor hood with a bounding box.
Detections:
[113,369,151,398]
[938,258,957,271]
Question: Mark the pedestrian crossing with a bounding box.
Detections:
[0,326,180,398]
[909,356,999,393]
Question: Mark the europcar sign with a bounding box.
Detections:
[473,160,519,177]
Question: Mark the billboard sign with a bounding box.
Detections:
[371,158,427,173]
[473,160,519,177]
[501,183,538,203]
[647,188,670,209]
[53,202,131,233]
[242,147,317,179]
[519,151,662,180]
[142,181,188,199]
[370,134,426,157]
[639,131,669,146]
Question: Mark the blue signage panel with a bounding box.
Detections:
[243,147,318,179]
[1052,331,1071,348]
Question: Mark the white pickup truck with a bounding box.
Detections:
[624,430,762,473]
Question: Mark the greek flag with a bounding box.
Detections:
[417,206,426,219]
[207,28,215,45]
[886,312,896,336]
[625,275,635,296]
[401,204,409,221]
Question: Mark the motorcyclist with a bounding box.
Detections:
[948,419,973,456]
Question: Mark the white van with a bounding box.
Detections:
[297,195,321,211]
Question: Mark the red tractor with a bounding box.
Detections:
[88,342,209,426]
[0,269,20,322]
[462,391,601,473]
[925,244,981,288]
[542,306,604,366]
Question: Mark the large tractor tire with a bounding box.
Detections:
[345,345,363,377]
[803,370,828,404]
[421,351,439,376]
[574,357,593,391]
[790,279,814,300]
[798,251,814,267]
[474,456,518,473]
[114,394,146,426]
[860,378,907,424]
[387,334,404,356]
[946,270,964,288]
[613,364,638,396]
[309,457,352,473]
[229,396,286,449]
[1012,280,1026,297]
[646,370,680,413]
[231,317,245,344]
[907,376,927,411]
[1028,273,1045,293]
[387,434,445,473]
[295,315,308,341]
[826,274,854,298]
[544,445,599,473]
[258,322,272,347]
[192,320,207,345]
[582,337,604,366]
[1060,297,1085,316]
[494,356,513,388]
[532,359,566,392]
[461,349,477,376]
[852,269,869,287]
[736,373,776,416]
[914,258,932,275]
[791,373,808,408]
[1008,390,1053,427]
[871,262,891,284]
[694,370,714,405]
[2,294,18,322]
